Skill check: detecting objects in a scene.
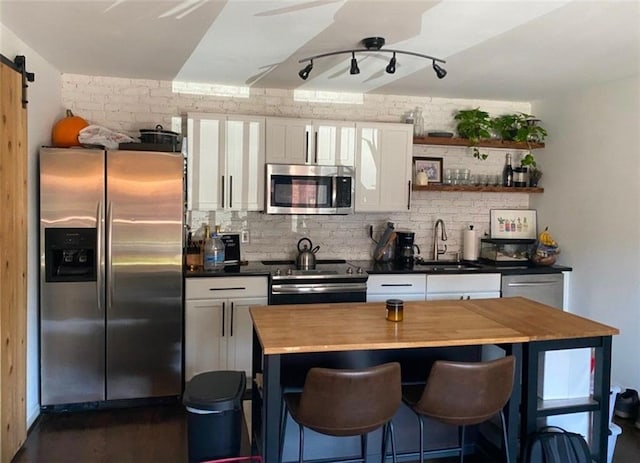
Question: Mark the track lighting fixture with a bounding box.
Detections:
[349,52,360,75]
[385,52,396,74]
[432,60,447,79]
[298,36,446,81]
[298,61,313,80]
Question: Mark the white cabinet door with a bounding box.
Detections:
[226,296,267,380]
[426,274,501,301]
[185,277,268,381]
[312,120,356,166]
[224,116,265,210]
[184,299,226,380]
[187,113,265,211]
[266,117,356,166]
[355,122,413,212]
[426,291,501,301]
[187,115,224,210]
[265,117,311,164]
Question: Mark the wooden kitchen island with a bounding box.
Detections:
[250,297,618,463]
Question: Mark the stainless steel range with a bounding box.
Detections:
[263,259,368,305]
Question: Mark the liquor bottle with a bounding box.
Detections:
[502,153,514,187]
[185,232,201,270]
[203,225,225,271]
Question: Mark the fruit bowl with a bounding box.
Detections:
[530,254,557,266]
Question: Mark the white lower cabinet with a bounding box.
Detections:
[185,276,268,381]
[366,274,427,302]
[426,274,501,300]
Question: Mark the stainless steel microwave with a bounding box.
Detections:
[265,164,354,215]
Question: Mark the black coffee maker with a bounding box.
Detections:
[395,231,420,268]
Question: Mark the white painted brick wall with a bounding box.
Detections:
[62,74,534,261]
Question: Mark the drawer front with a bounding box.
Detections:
[186,276,268,300]
[427,273,501,293]
[367,274,426,295]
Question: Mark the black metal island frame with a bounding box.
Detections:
[250,297,618,463]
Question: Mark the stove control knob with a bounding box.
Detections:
[346,267,353,274]
[274,269,281,276]
[286,268,293,276]
[356,267,364,274]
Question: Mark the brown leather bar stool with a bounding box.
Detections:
[280,362,401,463]
[402,356,515,463]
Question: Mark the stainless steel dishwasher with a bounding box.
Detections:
[501,272,564,308]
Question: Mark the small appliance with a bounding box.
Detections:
[265,164,354,215]
[395,231,420,268]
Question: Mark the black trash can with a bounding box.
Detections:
[183,370,247,463]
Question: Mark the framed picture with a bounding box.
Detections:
[413,157,443,184]
[490,209,537,239]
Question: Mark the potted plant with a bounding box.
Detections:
[454,108,492,160]
[520,152,544,186]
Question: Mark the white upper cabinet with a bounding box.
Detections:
[354,122,413,212]
[187,113,265,211]
[265,117,355,166]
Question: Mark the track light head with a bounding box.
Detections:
[385,52,396,74]
[432,60,447,79]
[350,52,360,75]
[298,61,313,80]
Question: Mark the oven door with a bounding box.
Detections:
[269,282,367,305]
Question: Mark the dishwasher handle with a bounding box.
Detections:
[506,281,561,287]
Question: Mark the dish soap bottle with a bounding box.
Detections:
[203,225,225,271]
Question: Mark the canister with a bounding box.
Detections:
[386,299,404,322]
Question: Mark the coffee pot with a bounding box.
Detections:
[395,231,420,268]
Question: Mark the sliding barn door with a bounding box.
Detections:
[0,56,28,463]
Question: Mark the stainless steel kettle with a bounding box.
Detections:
[296,237,319,270]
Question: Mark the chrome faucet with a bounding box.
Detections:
[433,219,448,261]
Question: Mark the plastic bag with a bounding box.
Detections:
[78,125,135,149]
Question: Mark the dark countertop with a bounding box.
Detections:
[348,259,571,276]
[184,259,571,278]
[184,261,272,278]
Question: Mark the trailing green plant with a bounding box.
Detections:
[454,108,492,160]
[491,112,548,144]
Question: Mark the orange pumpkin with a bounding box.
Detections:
[52,109,89,147]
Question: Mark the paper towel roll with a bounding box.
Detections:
[463,228,479,261]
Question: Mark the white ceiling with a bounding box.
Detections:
[2,0,639,102]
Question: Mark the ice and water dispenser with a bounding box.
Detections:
[44,228,97,282]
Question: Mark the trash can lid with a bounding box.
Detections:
[183,370,247,412]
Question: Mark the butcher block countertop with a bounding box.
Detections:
[250,297,619,355]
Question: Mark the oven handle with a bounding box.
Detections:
[270,283,367,294]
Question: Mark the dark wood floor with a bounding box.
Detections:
[11,403,639,463]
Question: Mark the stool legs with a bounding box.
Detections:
[499,410,510,463]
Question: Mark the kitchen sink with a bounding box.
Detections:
[414,260,481,271]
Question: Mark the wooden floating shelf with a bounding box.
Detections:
[413,184,544,193]
[413,136,545,150]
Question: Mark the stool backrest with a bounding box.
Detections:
[416,356,515,426]
[296,362,401,434]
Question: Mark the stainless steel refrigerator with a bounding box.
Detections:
[40,147,183,406]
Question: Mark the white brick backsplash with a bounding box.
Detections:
[63,73,535,261]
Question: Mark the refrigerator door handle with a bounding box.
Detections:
[96,201,103,312]
[229,176,233,209]
[106,201,114,311]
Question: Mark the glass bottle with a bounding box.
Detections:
[502,153,514,187]
[413,107,424,137]
[203,225,225,271]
